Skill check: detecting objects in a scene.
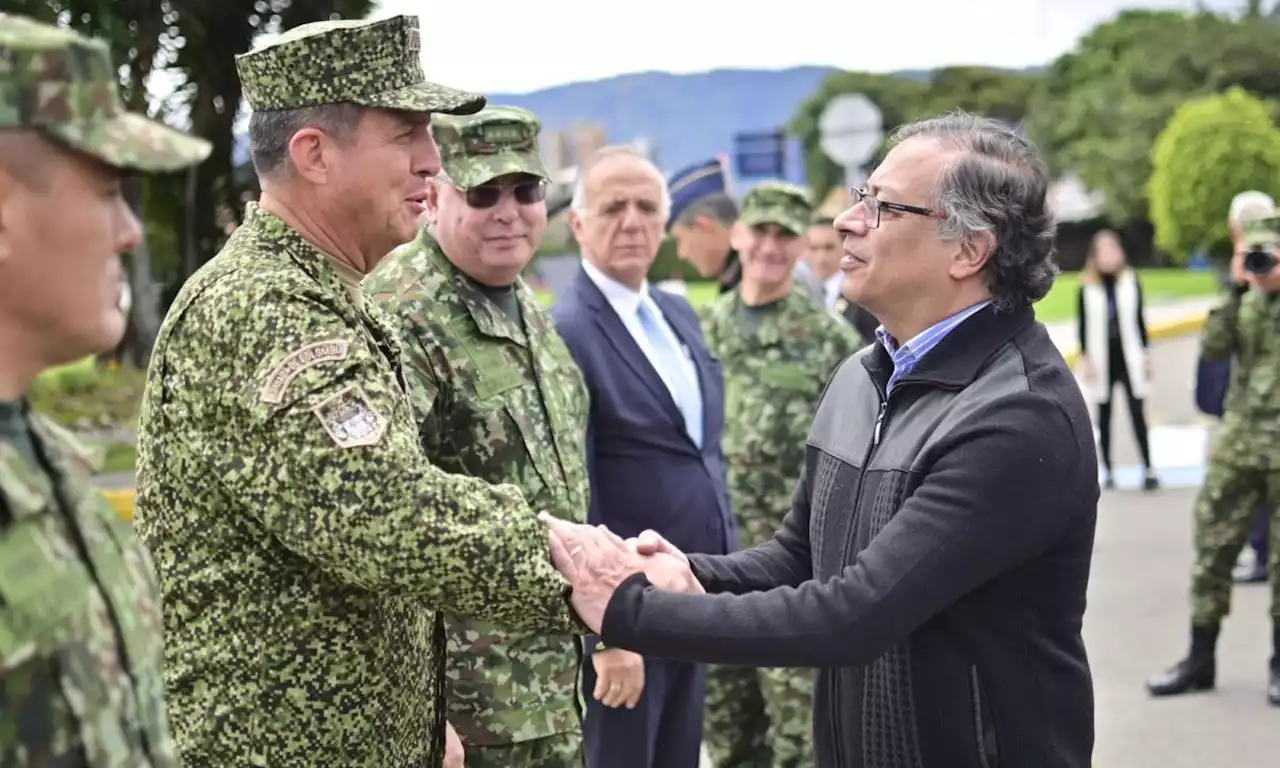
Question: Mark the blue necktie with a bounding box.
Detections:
[636,301,703,448]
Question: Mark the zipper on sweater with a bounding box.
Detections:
[831,392,889,767]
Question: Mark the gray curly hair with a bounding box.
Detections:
[888,111,1058,312]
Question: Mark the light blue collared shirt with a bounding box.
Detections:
[875,301,992,394]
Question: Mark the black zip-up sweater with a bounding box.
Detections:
[602,304,1100,768]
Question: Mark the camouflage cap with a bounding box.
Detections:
[738,180,814,236]
[432,105,549,188]
[1241,214,1280,247]
[236,15,483,117]
[0,13,211,172]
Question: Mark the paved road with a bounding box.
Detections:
[1088,486,1279,767]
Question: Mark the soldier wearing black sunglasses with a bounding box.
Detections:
[366,105,592,768]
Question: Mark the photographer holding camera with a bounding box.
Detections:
[1147,214,1280,706]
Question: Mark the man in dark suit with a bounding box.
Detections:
[552,145,737,768]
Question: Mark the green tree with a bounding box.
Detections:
[790,66,1037,202]
[5,1,376,363]
[1028,9,1280,226]
[914,66,1040,127]
[1148,87,1280,263]
[788,72,926,201]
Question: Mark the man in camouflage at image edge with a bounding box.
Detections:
[701,181,862,768]
[1190,216,1280,647]
[366,105,590,765]
[0,12,209,768]
[131,16,582,767]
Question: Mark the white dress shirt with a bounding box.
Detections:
[581,259,702,407]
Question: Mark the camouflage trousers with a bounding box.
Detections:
[704,664,814,768]
[462,731,583,768]
[1190,462,1280,625]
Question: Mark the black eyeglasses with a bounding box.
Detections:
[460,179,548,209]
[850,187,945,229]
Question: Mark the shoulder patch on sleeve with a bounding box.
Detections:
[259,339,351,404]
[311,384,387,448]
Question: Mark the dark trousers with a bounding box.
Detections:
[582,639,706,768]
[1250,505,1272,563]
[1098,338,1153,471]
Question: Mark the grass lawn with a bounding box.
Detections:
[102,443,138,474]
[536,268,1219,324]
[1031,268,1218,324]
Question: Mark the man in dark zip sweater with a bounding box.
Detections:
[547,112,1099,768]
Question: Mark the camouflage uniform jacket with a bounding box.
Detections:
[1200,285,1280,469]
[366,231,589,746]
[702,289,862,547]
[132,204,580,768]
[0,411,177,767]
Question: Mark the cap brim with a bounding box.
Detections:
[739,207,806,236]
[445,152,550,188]
[360,80,485,116]
[45,112,212,173]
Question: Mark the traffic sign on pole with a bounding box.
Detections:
[819,93,884,187]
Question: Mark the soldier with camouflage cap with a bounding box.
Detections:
[365,105,594,767]
[1147,214,1280,707]
[0,12,210,767]
[667,166,823,303]
[132,17,600,767]
[701,180,862,768]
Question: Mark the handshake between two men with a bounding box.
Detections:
[537,512,704,633]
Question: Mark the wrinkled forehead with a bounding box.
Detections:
[868,137,955,200]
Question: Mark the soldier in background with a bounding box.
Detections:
[804,215,878,345]
[667,158,742,295]
[366,105,601,767]
[1146,215,1280,707]
[700,182,863,767]
[0,13,210,766]
[133,17,591,767]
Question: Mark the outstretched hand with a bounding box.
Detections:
[540,513,703,633]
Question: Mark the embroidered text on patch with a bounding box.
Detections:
[312,385,387,448]
[259,340,350,404]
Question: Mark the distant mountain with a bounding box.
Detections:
[487,66,839,179]
[232,64,1043,182]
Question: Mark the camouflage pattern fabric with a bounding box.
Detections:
[132,204,581,768]
[235,14,483,115]
[0,411,178,767]
[0,12,210,171]
[1200,288,1280,470]
[704,664,815,768]
[366,231,589,752]
[737,180,814,237]
[462,731,583,768]
[1190,259,1280,625]
[433,105,551,188]
[1190,464,1280,624]
[700,287,861,768]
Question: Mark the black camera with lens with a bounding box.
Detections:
[1242,245,1278,276]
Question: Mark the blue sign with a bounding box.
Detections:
[733,130,786,179]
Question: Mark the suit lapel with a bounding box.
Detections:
[574,269,684,428]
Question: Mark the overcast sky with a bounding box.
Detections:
[369,0,1232,94]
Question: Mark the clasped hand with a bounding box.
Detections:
[538,513,703,633]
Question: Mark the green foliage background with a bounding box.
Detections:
[1148,87,1280,263]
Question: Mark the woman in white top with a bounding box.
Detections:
[1076,230,1158,490]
